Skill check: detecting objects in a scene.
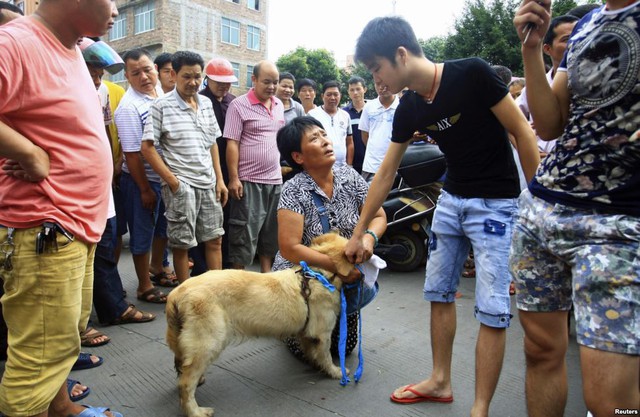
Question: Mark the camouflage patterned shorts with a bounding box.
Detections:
[509,190,639,355]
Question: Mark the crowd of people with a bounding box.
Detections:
[0,0,637,416]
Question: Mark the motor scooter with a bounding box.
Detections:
[376,143,446,272]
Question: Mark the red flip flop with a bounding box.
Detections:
[390,384,454,404]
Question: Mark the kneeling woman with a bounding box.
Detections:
[273,116,386,358]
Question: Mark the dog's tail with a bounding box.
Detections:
[165,291,183,374]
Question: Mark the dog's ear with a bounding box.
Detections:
[311,233,354,276]
[333,252,354,277]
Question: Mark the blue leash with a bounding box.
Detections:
[308,189,366,386]
[299,261,335,293]
[338,264,365,386]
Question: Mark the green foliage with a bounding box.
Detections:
[273,0,604,90]
[276,47,341,104]
[443,0,524,75]
[341,63,377,100]
[552,0,600,17]
[420,36,447,63]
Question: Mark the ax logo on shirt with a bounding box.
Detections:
[425,113,461,132]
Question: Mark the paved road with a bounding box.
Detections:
[3,250,588,417]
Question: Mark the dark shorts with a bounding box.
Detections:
[228,182,280,266]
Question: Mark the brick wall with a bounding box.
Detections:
[106,0,268,92]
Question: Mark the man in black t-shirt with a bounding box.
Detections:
[345,16,539,416]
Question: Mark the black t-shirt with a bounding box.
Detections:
[392,58,520,198]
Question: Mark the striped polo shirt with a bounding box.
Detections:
[223,89,285,184]
[142,89,221,189]
[114,87,162,183]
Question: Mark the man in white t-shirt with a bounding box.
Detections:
[360,82,399,182]
[308,80,353,166]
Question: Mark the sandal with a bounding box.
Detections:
[80,327,111,347]
[150,271,179,287]
[136,286,167,304]
[66,378,90,402]
[72,352,103,371]
[110,304,156,325]
[462,268,476,278]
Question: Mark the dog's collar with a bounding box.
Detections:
[295,262,338,334]
[299,261,337,291]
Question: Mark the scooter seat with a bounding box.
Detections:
[398,143,446,188]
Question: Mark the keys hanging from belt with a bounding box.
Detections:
[1,227,15,271]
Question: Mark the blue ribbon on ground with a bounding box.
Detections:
[339,264,366,386]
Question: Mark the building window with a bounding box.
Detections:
[134,1,155,34]
[221,17,240,46]
[248,0,259,10]
[247,26,260,51]
[231,62,240,87]
[110,15,126,40]
[246,65,254,88]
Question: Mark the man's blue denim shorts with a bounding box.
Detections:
[120,172,167,255]
[424,189,518,328]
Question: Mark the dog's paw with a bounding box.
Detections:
[327,365,346,379]
[189,407,214,417]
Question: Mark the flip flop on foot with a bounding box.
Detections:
[137,286,167,304]
[72,352,103,371]
[76,406,123,417]
[390,384,454,404]
[80,327,110,347]
[67,378,90,402]
[110,304,156,325]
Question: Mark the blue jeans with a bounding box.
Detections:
[93,217,128,324]
[120,172,166,255]
[424,189,517,328]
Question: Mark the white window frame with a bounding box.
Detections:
[110,14,127,40]
[246,65,254,88]
[134,1,155,34]
[231,62,240,87]
[247,25,260,51]
[247,0,259,11]
[221,17,240,46]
